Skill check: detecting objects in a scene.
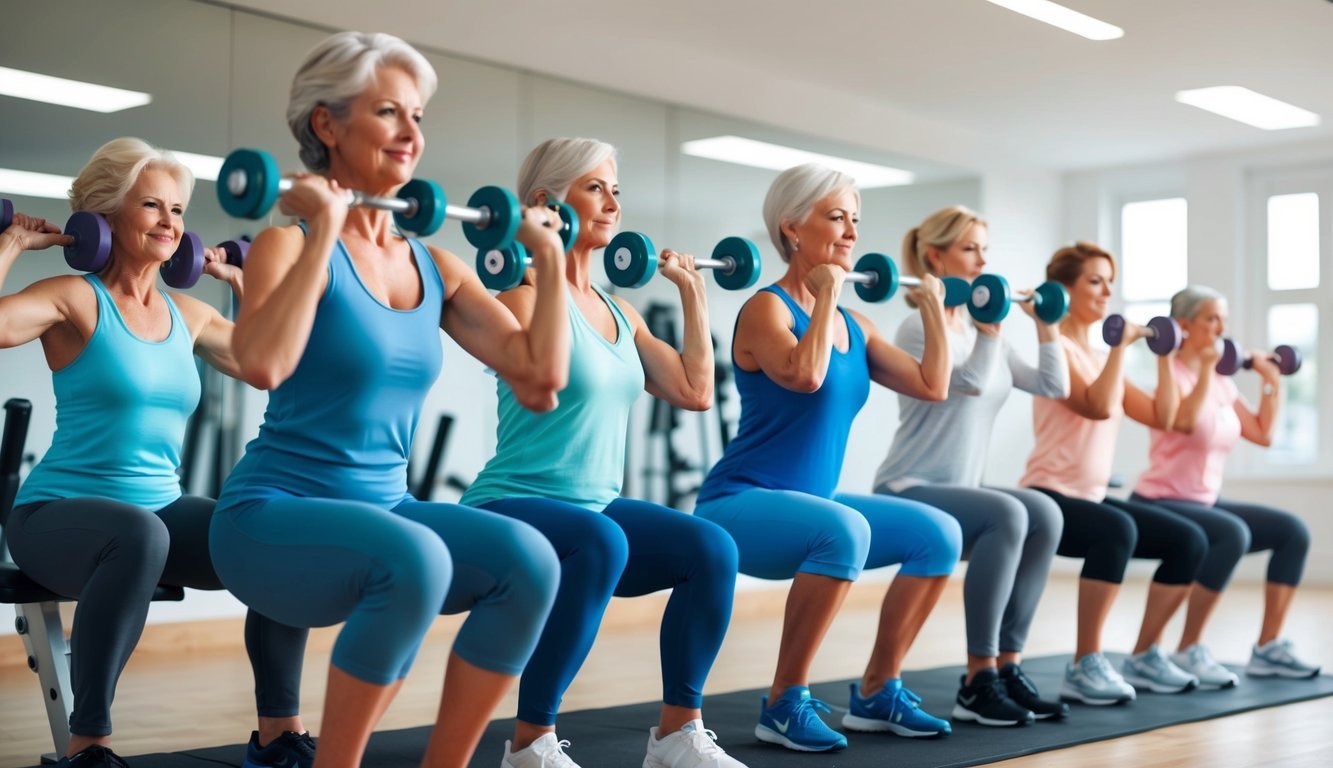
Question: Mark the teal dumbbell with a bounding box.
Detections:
[216,148,522,247]
[967,274,1069,323]
[846,253,970,306]
[604,231,760,291]
[473,202,581,290]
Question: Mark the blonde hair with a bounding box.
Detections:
[902,205,986,278]
[68,137,193,215]
[288,31,438,173]
[1170,285,1227,321]
[517,138,617,206]
[762,164,858,263]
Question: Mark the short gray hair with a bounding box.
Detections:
[68,137,193,215]
[517,138,617,206]
[763,163,859,263]
[1170,285,1227,321]
[287,31,438,173]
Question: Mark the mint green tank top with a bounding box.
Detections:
[462,286,645,512]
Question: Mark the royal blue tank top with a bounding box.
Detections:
[218,236,444,510]
[697,284,869,502]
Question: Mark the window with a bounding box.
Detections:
[1117,198,1188,388]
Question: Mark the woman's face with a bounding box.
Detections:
[928,222,987,280]
[1066,255,1114,324]
[109,167,185,265]
[558,159,620,251]
[1179,298,1228,350]
[784,188,858,268]
[321,65,424,187]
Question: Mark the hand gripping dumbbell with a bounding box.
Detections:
[844,253,971,307]
[965,274,1069,324]
[1102,314,1182,356]
[469,203,583,290]
[1216,339,1302,376]
[602,231,761,291]
[217,148,523,248]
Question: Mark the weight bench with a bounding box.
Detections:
[1,398,185,764]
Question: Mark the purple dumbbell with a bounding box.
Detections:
[1,198,13,231]
[1103,314,1181,356]
[1217,339,1302,376]
[160,234,249,289]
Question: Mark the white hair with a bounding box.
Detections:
[763,163,859,263]
[287,31,438,172]
[1170,285,1227,321]
[517,138,617,206]
[68,137,193,215]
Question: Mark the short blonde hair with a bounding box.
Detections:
[762,164,858,263]
[288,31,438,173]
[517,138,617,206]
[68,137,193,215]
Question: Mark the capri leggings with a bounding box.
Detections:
[478,496,738,725]
[885,485,1061,658]
[209,495,559,686]
[1130,494,1310,591]
[694,489,961,582]
[7,496,306,736]
[1031,488,1207,585]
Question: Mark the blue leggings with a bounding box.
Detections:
[694,489,961,581]
[210,495,559,685]
[479,496,738,725]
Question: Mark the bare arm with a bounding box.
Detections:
[0,214,76,349]
[617,250,712,410]
[1123,354,1179,430]
[1236,354,1282,446]
[733,274,842,393]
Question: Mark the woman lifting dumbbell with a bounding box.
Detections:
[1130,286,1318,683]
[695,164,963,753]
[873,205,1071,727]
[1019,242,1214,704]
[0,138,308,768]
[208,31,571,768]
[459,137,746,768]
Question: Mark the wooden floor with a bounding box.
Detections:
[2,573,1330,767]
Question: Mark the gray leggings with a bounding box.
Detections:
[8,496,307,736]
[1130,494,1310,592]
[886,485,1062,658]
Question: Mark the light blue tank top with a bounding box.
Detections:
[218,236,444,510]
[461,285,644,512]
[697,284,869,502]
[16,275,200,511]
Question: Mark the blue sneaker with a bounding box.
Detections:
[243,730,316,768]
[842,679,952,737]
[755,686,847,752]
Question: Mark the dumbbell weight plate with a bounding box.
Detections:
[394,179,447,236]
[1145,316,1182,357]
[941,277,970,308]
[969,273,1011,323]
[220,239,249,269]
[604,231,656,288]
[553,202,579,252]
[1102,315,1127,347]
[217,149,281,220]
[477,243,528,291]
[1033,281,1070,324]
[1215,338,1242,375]
[161,232,205,289]
[712,237,761,291]
[1,199,12,231]
[1273,345,1302,376]
[463,186,521,251]
[853,253,897,303]
[63,211,112,273]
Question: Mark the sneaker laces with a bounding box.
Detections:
[279,731,317,760]
[1007,667,1040,698]
[541,739,576,768]
[680,726,726,758]
[894,686,924,709]
[793,695,836,727]
[1187,644,1221,671]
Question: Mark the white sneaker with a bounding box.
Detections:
[1060,652,1136,705]
[1247,638,1322,679]
[1172,644,1240,689]
[1121,644,1199,694]
[644,719,747,768]
[501,733,581,768]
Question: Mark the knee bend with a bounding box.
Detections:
[1215,518,1252,563]
[989,497,1029,548]
[496,523,562,610]
[813,513,872,573]
[116,511,171,567]
[680,520,740,579]
[1281,515,1312,557]
[927,515,964,571]
[376,532,453,614]
[573,513,631,586]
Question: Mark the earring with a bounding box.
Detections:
[792,240,800,253]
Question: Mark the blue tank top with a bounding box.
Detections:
[697,284,869,502]
[218,236,444,510]
[16,275,200,511]
[461,285,644,512]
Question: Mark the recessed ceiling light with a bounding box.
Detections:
[680,136,914,188]
[1175,86,1321,130]
[984,0,1123,41]
[169,150,225,182]
[0,66,152,113]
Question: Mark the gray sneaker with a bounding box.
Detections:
[1171,644,1239,689]
[1121,645,1199,693]
[1247,638,1321,679]
[1060,652,1136,705]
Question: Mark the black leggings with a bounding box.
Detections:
[1032,488,1207,585]
[8,496,307,736]
[1131,494,1310,591]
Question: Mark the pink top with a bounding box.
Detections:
[1133,358,1241,506]
[1020,336,1122,502]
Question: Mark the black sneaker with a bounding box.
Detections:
[951,668,1035,726]
[56,745,130,767]
[1001,662,1070,721]
[244,730,316,768]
